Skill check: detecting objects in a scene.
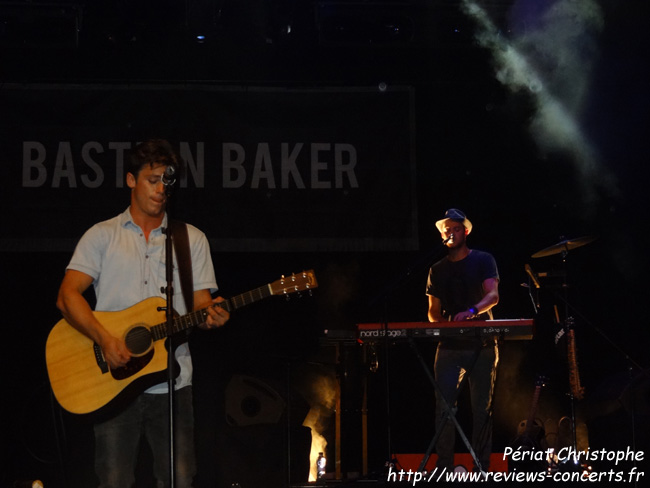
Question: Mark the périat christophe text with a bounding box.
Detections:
[386,446,645,484]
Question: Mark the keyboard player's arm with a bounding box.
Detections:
[428,294,446,322]
[454,277,500,322]
[427,277,500,322]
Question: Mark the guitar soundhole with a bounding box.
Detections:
[125,325,153,356]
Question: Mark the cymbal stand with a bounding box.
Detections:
[550,281,647,470]
[535,238,646,483]
[555,248,580,467]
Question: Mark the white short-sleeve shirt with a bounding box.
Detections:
[67,207,218,393]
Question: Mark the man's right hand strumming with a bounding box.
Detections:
[99,334,132,369]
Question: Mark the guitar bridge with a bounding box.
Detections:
[94,342,109,374]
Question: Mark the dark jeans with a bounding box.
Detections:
[434,341,499,471]
[94,386,196,488]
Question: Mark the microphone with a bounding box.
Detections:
[442,235,453,244]
[525,264,541,289]
[161,165,176,187]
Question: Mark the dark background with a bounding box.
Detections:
[2,1,649,487]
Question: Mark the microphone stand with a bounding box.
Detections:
[163,178,177,488]
[367,239,450,470]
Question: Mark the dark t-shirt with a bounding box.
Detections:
[426,249,499,318]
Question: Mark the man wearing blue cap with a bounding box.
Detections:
[426,208,500,474]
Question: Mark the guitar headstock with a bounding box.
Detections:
[270,270,318,297]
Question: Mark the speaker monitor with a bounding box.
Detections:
[225,374,285,427]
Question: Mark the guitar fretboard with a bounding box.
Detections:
[149,284,273,340]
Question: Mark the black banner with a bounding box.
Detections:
[1,84,417,252]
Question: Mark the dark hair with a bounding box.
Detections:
[127,139,180,179]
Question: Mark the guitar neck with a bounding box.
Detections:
[149,284,273,340]
[146,270,317,341]
[219,284,273,313]
[523,386,542,436]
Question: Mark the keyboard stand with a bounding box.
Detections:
[407,337,484,473]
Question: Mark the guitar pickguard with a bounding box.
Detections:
[111,349,155,380]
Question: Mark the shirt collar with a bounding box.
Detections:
[120,207,168,235]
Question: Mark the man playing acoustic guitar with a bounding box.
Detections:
[56,139,230,487]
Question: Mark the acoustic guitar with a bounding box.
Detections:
[46,271,317,415]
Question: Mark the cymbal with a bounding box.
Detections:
[532,235,596,258]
